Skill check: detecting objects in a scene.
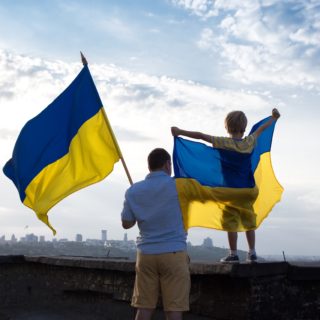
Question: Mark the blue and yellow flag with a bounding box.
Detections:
[3,65,120,234]
[173,117,283,232]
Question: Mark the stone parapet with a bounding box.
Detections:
[0,255,319,319]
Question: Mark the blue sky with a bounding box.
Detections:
[1,0,320,256]
[0,0,220,83]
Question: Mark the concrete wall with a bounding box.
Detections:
[0,256,319,319]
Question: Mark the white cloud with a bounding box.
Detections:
[297,191,320,211]
[174,0,320,90]
[171,0,218,19]
[290,27,320,46]
[197,27,214,49]
[172,0,258,18]
[0,50,79,131]
[0,128,18,139]
[0,206,13,213]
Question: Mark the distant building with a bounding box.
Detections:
[58,238,68,242]
[76,234,83,242]
[0,235,5,244]
[101,230,107,241]
[10,234,17,243]
[25,233,38,243]
[187,241,193,248]
[123,233,128,242]
[202,237,214,248]
[39,236,45,243]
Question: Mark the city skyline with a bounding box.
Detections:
[0,230,214,252]
[1,1,320,255]
[0,230,132,243]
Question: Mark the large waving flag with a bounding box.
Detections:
[3,65,120,234]
[173,117,283,232]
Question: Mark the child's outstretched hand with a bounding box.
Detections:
[272,108,280,120]
[171,126,180,136]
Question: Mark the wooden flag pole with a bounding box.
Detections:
[80,52,133,185]
[101,107,133,185]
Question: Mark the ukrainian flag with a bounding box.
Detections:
[3,65,120,234]
[173,117,283,232]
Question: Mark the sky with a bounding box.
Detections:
[0,0,320,256]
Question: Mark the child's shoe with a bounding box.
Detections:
[246,252,258,263]
[220,254,240,264]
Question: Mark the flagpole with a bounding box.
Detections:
[80,52,133,185]
[101,107,133,185]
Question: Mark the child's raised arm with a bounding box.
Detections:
[252,108,280,138]
[171,126,213,144]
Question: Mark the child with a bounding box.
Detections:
[171,108,280,263]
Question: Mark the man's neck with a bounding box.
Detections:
[150,168,170,176]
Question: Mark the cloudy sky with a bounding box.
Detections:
[1,0,319,256]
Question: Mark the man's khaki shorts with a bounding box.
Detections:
[131,251,190,311]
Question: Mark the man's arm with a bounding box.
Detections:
[171,127,213,144]
[121,195,136,229]
[252,108,280,138]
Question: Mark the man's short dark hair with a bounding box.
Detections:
[148,148,171,171]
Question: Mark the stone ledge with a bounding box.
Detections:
[25,256,136,272]
[1,255,319,280]
[189,261,289,277]
[1,255,320,319]
[0,255,25,264]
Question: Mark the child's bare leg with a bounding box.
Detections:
[221,232,239,262]
[228,232,238,251]
[245,230,257,262]
[245,230,255,250]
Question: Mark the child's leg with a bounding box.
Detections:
[245,230,255,251]
[245,230,257,262]
[228,232,238,252]
[220,232,239,263]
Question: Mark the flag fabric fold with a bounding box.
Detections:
[173,117,283,232]
[3,65,120,234]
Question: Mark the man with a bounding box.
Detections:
[121,148,190,320]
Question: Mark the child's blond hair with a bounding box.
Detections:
[225,111,247,135]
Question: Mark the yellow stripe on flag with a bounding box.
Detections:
[176,152,283,232]
[23,109,120,234]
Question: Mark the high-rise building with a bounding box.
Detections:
[101,230,107,241]
[123,233,128,242]
[39,236,45,242]
[76,234,83,242]
[25,233,38,243]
